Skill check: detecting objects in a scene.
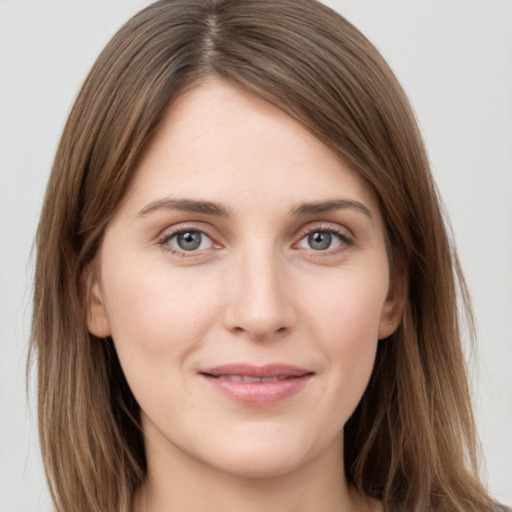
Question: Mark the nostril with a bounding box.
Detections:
[228,324,289,340]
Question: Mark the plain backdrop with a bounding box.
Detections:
[0,1,511,510]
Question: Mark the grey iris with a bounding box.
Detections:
[308,231,332,250]
[177,231,202,251]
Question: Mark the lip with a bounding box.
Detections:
[199,364,314,406]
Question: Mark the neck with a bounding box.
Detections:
[133,432,379,512]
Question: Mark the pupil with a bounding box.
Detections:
[308,231,331,250]
[177,231,201,251]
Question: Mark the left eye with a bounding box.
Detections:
[297,230,343,251]
[165,230,214,252]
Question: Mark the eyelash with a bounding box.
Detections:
[158,225,218,258]
[157,224,354,258]
[296,226,354,253]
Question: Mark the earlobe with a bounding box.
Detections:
[82,264,111,338]
[378,268,406,340]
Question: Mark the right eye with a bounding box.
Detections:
[162,230,215,253]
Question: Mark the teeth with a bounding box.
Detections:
[216,375,288,382]
[243,376,263,383]
[218,375,243,382]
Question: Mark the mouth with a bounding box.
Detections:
[207,375,292,383]
[199,364,314,406]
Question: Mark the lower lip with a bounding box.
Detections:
[200,374,313,406]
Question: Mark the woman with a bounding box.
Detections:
[30,0,504,511]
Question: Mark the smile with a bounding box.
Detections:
[199,364,314,406]
[213,375,290,383]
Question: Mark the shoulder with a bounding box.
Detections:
[496,505,512,512]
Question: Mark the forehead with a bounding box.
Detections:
[123,78,380,218]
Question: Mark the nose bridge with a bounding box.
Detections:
[223,240,295,339]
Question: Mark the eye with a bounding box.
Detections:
[163,230,214,252]
[297,229,348,251]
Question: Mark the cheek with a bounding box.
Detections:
[100,260,221,392]
[300,270,387,404]
[303,267,388,343]
[101,263,223,424]
[105,260,214,341]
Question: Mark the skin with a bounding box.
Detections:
[86,79,402,512]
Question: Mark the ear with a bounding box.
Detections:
[82,263,111,338]
[378,266,406,340]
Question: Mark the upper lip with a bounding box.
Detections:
[200,364,313,379]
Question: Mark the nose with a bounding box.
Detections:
[222,248,297,341]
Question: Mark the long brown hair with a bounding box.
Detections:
[30,1,495,510]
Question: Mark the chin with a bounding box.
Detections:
[199,426,335,480]
[213,449,307,479]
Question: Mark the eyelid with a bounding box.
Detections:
[155,221,355,258]
[293,223,355,253]
[296,221,353,240]
[157,223,222,257]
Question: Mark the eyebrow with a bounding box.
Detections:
[138,198,230,217]
[137,197,372,219]
[291,199,372,218]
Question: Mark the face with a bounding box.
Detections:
[87,79,401,481]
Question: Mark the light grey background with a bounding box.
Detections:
[1,1,511,510]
